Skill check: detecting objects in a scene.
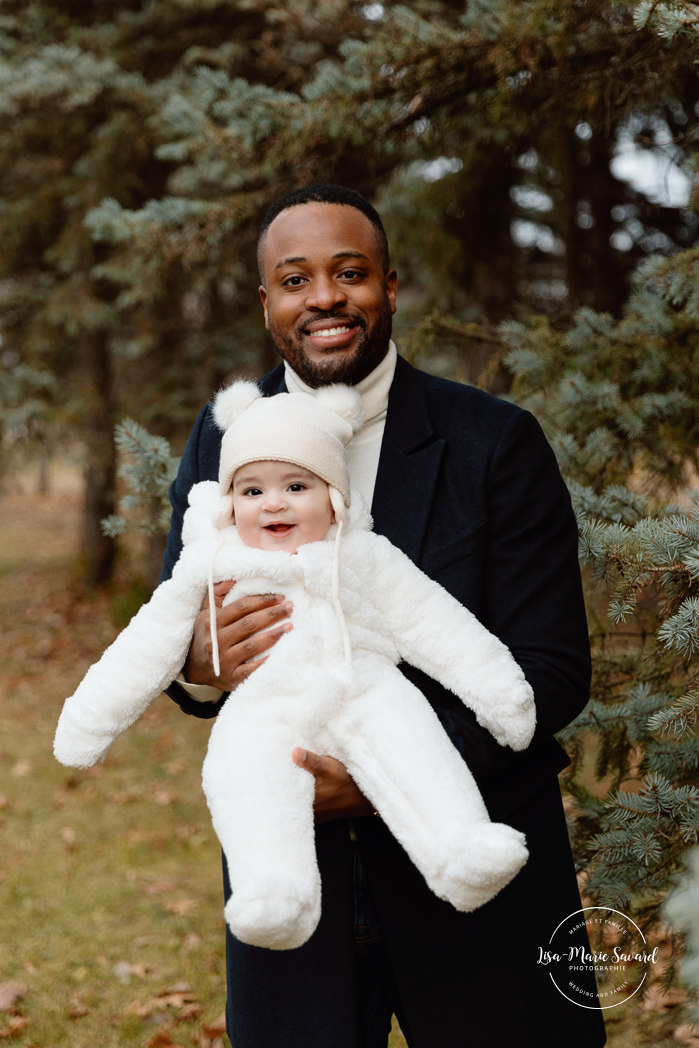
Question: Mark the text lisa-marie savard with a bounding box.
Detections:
[537,946,660,966]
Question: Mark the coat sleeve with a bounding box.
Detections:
[480,409,590,745]
[160,405,228,719]
[441,408,590,761]
[365,535,536,751]
[54,542,210,768]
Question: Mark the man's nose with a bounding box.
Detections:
[304,275,347,312]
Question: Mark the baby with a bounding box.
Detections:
[55,381,536,951]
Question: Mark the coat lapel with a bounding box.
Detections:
[371,356,444,564]
[258,362,287,396]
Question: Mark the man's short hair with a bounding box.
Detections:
[257,183,390,282]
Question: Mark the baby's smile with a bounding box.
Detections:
[265,522,295,535]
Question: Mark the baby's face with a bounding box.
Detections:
[232,461,334,553]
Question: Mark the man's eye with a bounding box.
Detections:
[283,275,306,287]
[340,269,361,279]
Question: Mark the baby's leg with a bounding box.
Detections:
[328,661,529,913]
[202,669,339,950]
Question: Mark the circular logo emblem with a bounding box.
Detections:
[538,906,657,1010]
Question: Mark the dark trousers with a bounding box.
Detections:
[223,780,607,1048]
[222,821,402,1048]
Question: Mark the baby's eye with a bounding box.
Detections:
[243,487,263,497]
[288,483,306,492]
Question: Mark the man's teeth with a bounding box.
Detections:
[314,326,351,336]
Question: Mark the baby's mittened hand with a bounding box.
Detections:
[475,678,536,752]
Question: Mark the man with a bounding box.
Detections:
[161,184,607,1047]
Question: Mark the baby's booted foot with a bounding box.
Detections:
[435,822,529,913]
[225,879,320,950]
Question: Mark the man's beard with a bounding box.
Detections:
[267,303,393,388]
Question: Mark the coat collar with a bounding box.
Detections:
[258,362,287,397]
[258,354,443,563]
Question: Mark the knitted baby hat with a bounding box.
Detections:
[211,380,364,528]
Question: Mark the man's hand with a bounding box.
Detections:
[292,747,374,823]
[183,580,293,691]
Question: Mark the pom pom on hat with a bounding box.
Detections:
[212,380,261,432]
[313,384,364,434]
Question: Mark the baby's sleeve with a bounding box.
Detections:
[54,540,210,768]
[363,534,536,752]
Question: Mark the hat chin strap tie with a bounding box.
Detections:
[332,518,352,666]
[208,531,225,678]
[329,487,352,667]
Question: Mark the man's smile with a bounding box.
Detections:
[304,318,360,349]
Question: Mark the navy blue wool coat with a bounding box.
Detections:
[161,355,607,1048]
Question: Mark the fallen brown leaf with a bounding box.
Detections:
[150,789,178,806]
[132,935,160,947]
[60,826,76,849]
[674,1024,699,1046]
[144,880,178,897]
[145,1031,186,1048]
[163,899,197,916]
[173,1003,203,1022]
[641,985,687,1012]
[165,758,191,775]
[68,996,90,1019]
[0,1016,29,1039]
[202,1013,227,1038]
[123,1000,153,1019]
[106,790,139,804]
[154,993,196,1009]
[150,730,174,758]
[10,760,31,778]
[0,984,27,1012]
[129,962,156,979]
[0,795,11,810]
[124,987,196,1019]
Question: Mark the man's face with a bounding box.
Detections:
[258,203,398,387]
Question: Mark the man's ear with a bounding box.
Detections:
[259,285,270,330]
[385,268,398,315]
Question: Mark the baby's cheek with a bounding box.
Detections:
[235,517,263,549]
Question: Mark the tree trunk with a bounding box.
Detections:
[559,128,628,316]
[450,156,517,393]
[81,329,116,585]
[37,442,50,495]
[585,133,628,315]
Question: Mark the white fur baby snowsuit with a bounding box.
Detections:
[55,480,536,951]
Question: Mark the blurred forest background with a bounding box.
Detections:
[4,1,699,1045]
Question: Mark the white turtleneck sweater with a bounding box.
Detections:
[179,341,398,702]
[283,340,397,509]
